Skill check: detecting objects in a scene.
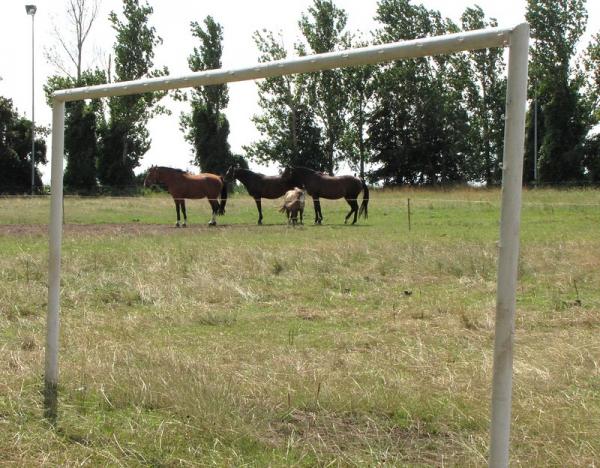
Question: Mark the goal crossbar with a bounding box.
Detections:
[54,26,512,103]
[46,23,529,468]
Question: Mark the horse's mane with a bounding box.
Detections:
[295,166,315,171]
[156,166,188,174]
[293,166,320,176]
[235,167,255,175]
[236,167,283,179]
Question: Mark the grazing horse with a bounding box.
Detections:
[224,166,295,225]
[144,166,227,227]
[282,167,369,225]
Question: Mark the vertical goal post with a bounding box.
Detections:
[46,23,529,467]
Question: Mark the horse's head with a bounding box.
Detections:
[144,166,159,188]
[282,167,305,188]
[281,167,294,181]
[224,165,237,182]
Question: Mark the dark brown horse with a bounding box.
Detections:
[144,166,227,227]
[224,166,295,225]
[282,167,368,224]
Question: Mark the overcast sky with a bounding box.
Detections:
[1,0,599,183]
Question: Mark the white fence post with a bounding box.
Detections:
[45,100,65,422]
[489,23,530,468]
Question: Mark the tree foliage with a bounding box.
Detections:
[461,6,506,185]
[583,33,600,182]
[245,30,324,171]
[298,0,349,174]
[181,16,237,175]
[98,0,168,190]
[43,0,104,193]
[369,0,473,185]
[0,97,47,193]
[27,0,600,191]
[45,70,106,193]
[584,33,600,125]
[525,0,589,184]
[340,35,375,179]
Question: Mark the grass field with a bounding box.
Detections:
[1,187,600,466]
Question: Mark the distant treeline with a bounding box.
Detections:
[1,0,599,194]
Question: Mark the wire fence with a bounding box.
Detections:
[1,190,598,236]
[0,190,600,210]
[2,192,600,208]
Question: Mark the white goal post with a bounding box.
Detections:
[46,23,529,467]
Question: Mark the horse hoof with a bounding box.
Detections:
[182,224,187,228]
[175,223,181,228]
[208,221,217,227]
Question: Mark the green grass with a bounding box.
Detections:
[1,187,600,465]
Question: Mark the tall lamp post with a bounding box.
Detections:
[26,4,37,195]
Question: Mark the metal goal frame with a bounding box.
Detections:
[45,23,529,467]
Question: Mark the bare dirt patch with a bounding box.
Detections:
[0,222,296,238]
[0,223,208,238]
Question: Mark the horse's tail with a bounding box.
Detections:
[218,177,228,215]
[358,179,369,219]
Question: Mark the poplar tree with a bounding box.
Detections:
[180,16,238,175]
[369,0,470,184]
[461,6,506,185]
[340,36,375,180]
[98,0,168,190]
[298,0,349,174]
[245,30,324,170]
[583,33,600,182]
[525,0,588,184]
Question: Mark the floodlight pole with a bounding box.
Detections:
[489,22,529,468]
[26,4,37,194]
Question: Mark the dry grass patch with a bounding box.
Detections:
[1,189,599,464]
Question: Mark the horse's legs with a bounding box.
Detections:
[313,198,322,224]
[175,199,181,227]
[344,198,359,224]
[352,199,359,224]
[300,208,304,225]
[317,200,323,224]
[208,200,218,226]
[181,200,187,227]
[254,198,263,225]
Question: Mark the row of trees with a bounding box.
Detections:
[247,1,506,185]
[43,0,168,193]
[247,0,600,185]
[38,0,242,194]
[524,0,600,183]
[1,0,599,193]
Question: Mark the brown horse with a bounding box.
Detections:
[224,166,295,225]
[144,166,227,227]
[282,167,368,225]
